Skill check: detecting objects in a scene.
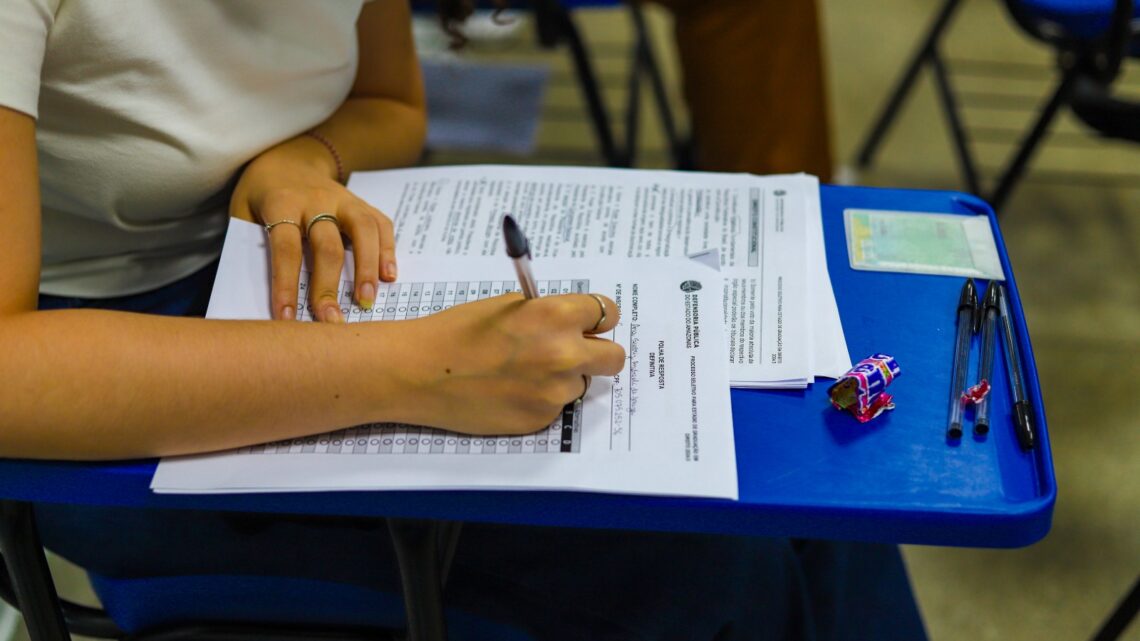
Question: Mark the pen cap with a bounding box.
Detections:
[958,279,979,333]
[502,215,531,259]
[982,280,1000,314]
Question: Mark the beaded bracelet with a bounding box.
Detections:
[304,130,345,184]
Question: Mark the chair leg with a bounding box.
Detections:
[535,0,625,166]
[623,32,644,167]
[0,501,70,641]
[929,47,981,195]
[988,70,1077,212]
[855,0,966,168]
[627,3,689,168]
[1091,574,1140,641]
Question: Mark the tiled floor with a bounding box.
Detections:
[16,2,1140,640]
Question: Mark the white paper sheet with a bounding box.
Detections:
[151,219,738,499]
[801,176,852,380]
[346,165,837,387]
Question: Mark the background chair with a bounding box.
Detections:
[417,0,691,169]
[855,0,1140,212]
[859,5,1140,637]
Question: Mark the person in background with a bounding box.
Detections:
[651,0,834,179]
[437,0,834,178]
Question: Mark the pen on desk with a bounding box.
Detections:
[974,281,1000,435]
[502,214,539,299]
[997,284,1037,451]
[947,278,977,440]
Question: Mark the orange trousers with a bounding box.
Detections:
[646,0,833,180]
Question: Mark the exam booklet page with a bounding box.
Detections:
[345,165,846,387]
[150,219,738,500]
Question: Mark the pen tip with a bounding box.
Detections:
[502,214,530,259]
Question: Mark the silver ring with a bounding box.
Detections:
[264,219,301,234]
[305,213,340,237]
[588,293,607,333]
[577,375,591,402]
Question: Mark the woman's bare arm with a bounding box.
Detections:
[1,107,623,461]
[0,4,624,461]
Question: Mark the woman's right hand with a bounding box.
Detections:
[388,292,624,435]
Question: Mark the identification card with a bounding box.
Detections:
[844,208,1005,280]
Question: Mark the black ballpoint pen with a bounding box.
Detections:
[502,214,539,299]
[947,279,977,440]
[503,215,590,409]
[997,284,1036,450]
[974,281,1000,435]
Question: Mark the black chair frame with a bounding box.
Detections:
[0,499,463,641]
[529,0,690,168]
[855,0,1137,213]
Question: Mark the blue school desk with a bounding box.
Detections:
[0,185,1055,640]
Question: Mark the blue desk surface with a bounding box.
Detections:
[0,185,1055,548]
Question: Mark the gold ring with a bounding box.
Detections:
[264,219,301,234]
[305,213,340,237]
[578,375,591,402]
[588,293,607,333]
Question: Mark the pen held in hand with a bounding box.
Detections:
[502,214,539,299]
[502,214,593,406]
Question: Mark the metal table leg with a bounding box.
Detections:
[0,501,70,641]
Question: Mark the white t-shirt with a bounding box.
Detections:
[0,0,365,296]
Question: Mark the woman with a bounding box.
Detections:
[2,2,925,639]
[0,0,622,459]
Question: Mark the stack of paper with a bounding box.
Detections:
[346,165,850,388]
[152,222,739,499]
[151,165,850,498]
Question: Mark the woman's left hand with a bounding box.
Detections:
[230,138,396,323]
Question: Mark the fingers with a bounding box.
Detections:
[571,293,620,335]
[259,195,396,323]
[304,211,346,323]
[579,335,626,376]
[265,220,303,320]
[339,206,379,310]
[376,211,397,283]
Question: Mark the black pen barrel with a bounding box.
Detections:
[997,289,1027,403]
[975,309,997,434]
[947,280,977,440]
[947,306,972,439]
[997,285,1035,450]
[975,282,1001,435]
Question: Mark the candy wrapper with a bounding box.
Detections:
[828,354,901,423]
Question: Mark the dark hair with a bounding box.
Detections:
[432,0,509,49]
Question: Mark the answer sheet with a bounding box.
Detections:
[151,219,738,499]
[347,165,848,387]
